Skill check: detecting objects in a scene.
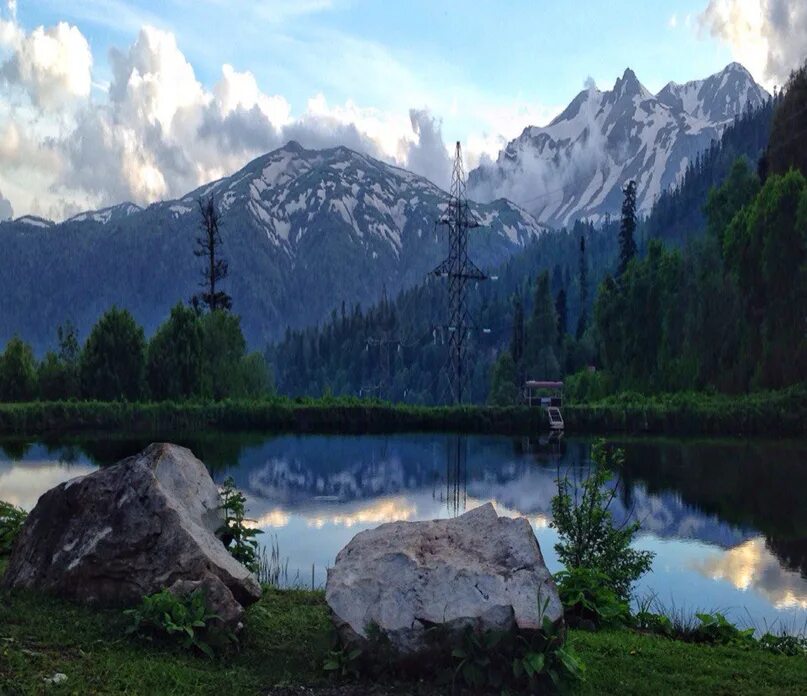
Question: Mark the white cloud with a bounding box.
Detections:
[668,13,678,29]
[0,20,92,108]
[402,109,452,189]
[0,13,558,219]
[699,0,807,89]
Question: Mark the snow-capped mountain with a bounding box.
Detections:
[0,142,547,352]
[468,62,769,227]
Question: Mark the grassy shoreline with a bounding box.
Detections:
[2,570,806,695]
[0,386,804,438]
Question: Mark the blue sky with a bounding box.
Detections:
[20,0,738,129]
[0,0,801,219]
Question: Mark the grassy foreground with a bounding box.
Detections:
[2,567,806,696]
[0,385,804,437]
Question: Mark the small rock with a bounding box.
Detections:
[44,672,67,686]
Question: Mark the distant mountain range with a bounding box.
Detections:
[468,62,769,227]
[0,63,769,352]
[0,142,546,352]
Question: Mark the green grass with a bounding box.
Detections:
[571,629,807,695]
[0,386,804,438]
[2,571,806,695]
[0,585,332,695]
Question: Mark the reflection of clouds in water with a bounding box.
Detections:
[693,537,807,610]
[305,498,417,529]
[0,462,96,510]
[249,509,291,528]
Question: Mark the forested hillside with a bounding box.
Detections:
[267,88,799,404]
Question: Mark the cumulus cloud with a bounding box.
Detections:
[699,0,807,88]
[0,17,462,218]
[0,188,12,219]
[402,109,452,189]
[0,20,91,108]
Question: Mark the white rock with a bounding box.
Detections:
[325,502,563,657]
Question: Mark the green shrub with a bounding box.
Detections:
[693,612,755,646]
[449,609,584,693]
[759,632,807,656]
[564,368,614,404]
[323,644,363,679]
[555,567,629,628]
[218,476,263,573]
[124,588,231,658]
[551,440,655,601]
[633,610,674,637]
[0,500,27,554]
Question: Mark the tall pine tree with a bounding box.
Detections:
[576,235,588,339]
[524,271,559,379]
[618,179,638,276]
[192,196,233,312]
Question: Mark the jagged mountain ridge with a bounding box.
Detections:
[468,62,769,227]
[0,142,547,353]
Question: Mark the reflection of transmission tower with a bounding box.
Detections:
[432,142,487,404]
[441,434,467,517]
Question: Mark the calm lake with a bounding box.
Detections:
[2,433,806,633]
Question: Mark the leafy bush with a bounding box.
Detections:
[633,610,674,637]
[218,476,263,573]
[564,368,614,404]
[551,439,655,601]
[555,566,629,628]
[693,612,755,646]
[124,588,232,658]
[450,610,584,693]
[0,500,27,554]
[323,644,363,679]
[759,632,807,656]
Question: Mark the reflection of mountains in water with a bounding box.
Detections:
[227,434,755,550]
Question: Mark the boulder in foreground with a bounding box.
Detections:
[325,502,563,658]
[3,443,261,627]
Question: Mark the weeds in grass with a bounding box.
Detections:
[256,536,289,588]
[124,588,235,658]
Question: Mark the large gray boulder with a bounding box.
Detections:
[3,443,261,626]
[325,503,563,658]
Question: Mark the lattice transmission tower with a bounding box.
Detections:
[432,142,487,404]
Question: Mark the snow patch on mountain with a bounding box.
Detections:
[469,63,769,228]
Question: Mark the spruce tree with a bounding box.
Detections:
[510,295,525,388]
[192,196,232,312]
[618,179,638,276]
[524,271,559,379]
[555,288,567,343]
[576,235,588,339]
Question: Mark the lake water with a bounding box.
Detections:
[2,433,806,633]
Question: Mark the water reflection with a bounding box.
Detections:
[1,433,806,629]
